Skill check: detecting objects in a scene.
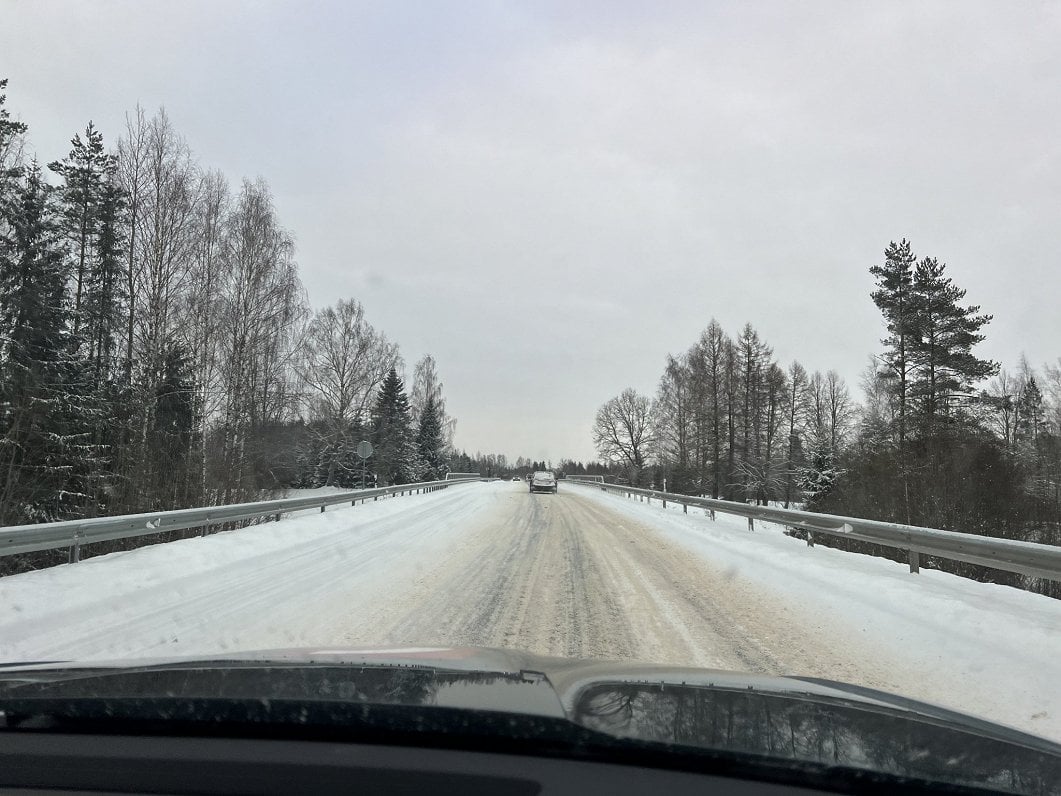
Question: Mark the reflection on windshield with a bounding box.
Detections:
[572,683,1061,793]
[0,665,563,718]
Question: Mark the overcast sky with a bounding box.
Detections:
[4,1,1060,462]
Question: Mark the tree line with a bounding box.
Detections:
[594,321,855,506]
[0,79,454,565]
[593,239,1061,595]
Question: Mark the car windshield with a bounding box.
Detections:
[1,2,1060,790]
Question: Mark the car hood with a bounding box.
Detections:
[1,645,1059,792]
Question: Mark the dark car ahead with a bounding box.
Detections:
[529,471,558,493]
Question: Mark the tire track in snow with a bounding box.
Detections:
[333,484,834,674]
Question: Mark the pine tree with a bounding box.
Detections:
[370,368,416,485]
[416,395,448,480]
[49,122,116,342]
[870,239,917,449]
[83,168,126,381]
[908,256,997,428]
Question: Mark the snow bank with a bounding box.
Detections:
[0,483,490,662]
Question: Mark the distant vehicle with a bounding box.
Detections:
[529,471,558,494]
[511,476,520,482]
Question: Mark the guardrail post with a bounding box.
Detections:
[908,550,920,574]
[806,530,814,547]
[683,503,687,513]
[709,509,715,521]
[747,517,754,532]
[662,496,667,508]
[68,532,81,564]
[276,512,283,521]
[320,505,326,513]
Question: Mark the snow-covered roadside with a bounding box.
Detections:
[0,483,490,662]
[570,484,1061,743]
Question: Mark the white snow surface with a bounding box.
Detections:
[0,485,488,661]
[0,480,1058,743]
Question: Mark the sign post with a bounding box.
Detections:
[356,440,374,489]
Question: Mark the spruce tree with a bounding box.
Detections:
[142,341,197,506]
[1014,376,1051,501]
[370,368,416,485]
[0,162,87,522]
[416,395,448,480]
[1015,376,1045,445]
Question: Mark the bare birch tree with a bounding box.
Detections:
[214,178,305,499]
[410,354,455,448]
[299,298,398,485]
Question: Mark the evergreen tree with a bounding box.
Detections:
[83,168,126,381]
[0,78,27,186]
[0,162,88,522]
[1015,376,1045,445]
[147,340,199,507]
[800,427,846,505]
[370,368,416,485]
[49,122,116,341]
[870,239,917,449]
[1014,375,1050,501]
[908,256,997,428]
[416,395,448,480]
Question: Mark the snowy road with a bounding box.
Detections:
[330,483,880,679]
[1,480,1059,741]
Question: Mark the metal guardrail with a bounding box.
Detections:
[566,479,1061,583]
[0,476,481,564]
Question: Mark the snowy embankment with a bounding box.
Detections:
[569,483,1061,744]
[0,484,487,662]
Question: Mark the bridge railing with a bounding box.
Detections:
[567,480,1061,583]
[0,476,481,565]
